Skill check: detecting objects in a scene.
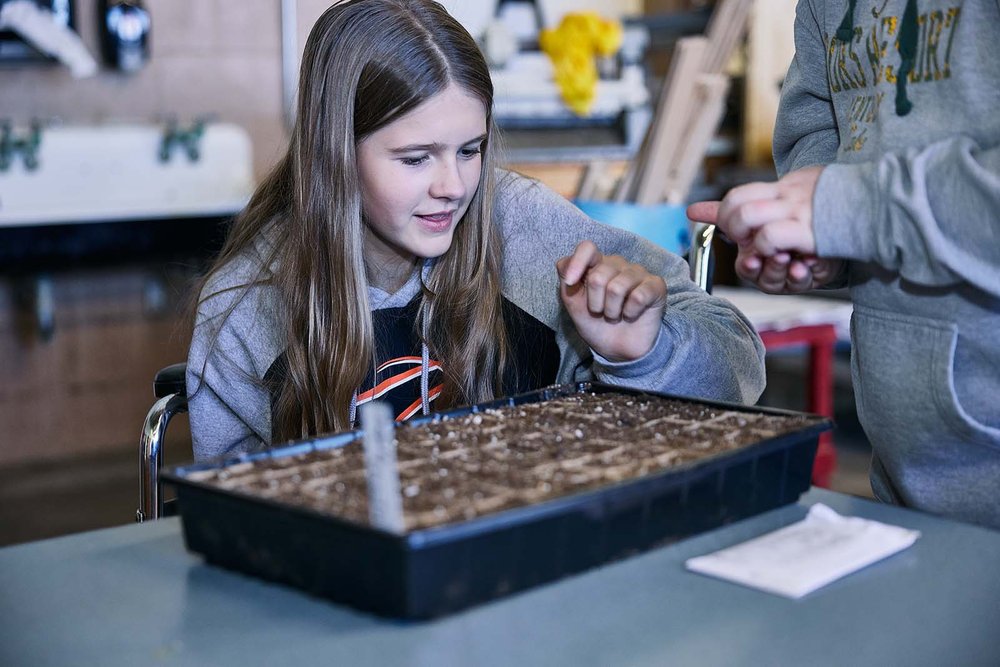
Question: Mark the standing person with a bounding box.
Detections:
[187,0,765,462]
[689,1,1000,529]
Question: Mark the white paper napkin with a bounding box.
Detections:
[685,503,921,599]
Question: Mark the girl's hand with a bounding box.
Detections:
[556,240,667,362]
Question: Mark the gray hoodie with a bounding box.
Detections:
[774,0,1000,528]
[187,171,766,461]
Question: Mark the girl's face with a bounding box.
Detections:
[357,82,487,286]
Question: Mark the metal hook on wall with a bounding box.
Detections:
[0,119,43,172]
[158,116,213,163]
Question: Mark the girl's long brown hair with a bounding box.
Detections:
[196,0,509,443]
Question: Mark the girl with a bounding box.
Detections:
[188,0,765,462]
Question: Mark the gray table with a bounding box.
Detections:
[3,488,999,667]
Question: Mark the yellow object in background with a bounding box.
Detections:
[553,50,598,115]
[540,12,623,116]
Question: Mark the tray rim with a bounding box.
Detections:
[164,382,831,548]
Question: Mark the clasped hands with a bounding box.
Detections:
[686,166,843,294]
[556,240,667,363]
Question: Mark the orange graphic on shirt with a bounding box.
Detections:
[355,356,443,421]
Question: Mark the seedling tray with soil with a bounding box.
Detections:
[165,383,830,619]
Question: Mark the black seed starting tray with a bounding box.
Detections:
[164,383,831,619]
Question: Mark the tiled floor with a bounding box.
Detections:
[0,351,873,548]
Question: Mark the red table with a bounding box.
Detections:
[758,324,839,487]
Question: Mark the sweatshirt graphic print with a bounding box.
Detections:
[826,3,964,152]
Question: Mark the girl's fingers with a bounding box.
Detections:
[556,240,602,286]
[569,256,664,321]
[620,275,667,321]
[579,259,623,314]
[600,265,656,320]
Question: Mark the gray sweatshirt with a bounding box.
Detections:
[774,0,1000,528]
[187,171,766,461]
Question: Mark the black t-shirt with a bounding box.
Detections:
[264,295,559,427]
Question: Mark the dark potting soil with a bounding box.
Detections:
[189,392,823,531]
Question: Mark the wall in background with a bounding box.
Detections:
[0,0,662,182]
[0,1,310,466]
[0,268,196,466]
[0,0,289,181]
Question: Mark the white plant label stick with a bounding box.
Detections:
[360,401,404,533]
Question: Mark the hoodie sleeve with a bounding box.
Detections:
[813,135,1000,298]
[495,171,766,405]
[775,1,1000,297]
[186,257,281,462]
[772,0,840,176]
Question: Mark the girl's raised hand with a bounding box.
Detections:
[556,240,667,362]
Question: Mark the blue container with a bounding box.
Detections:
[574,200,691,254]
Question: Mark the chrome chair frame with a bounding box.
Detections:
[690,222,715,293]
[136,363,187,522]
